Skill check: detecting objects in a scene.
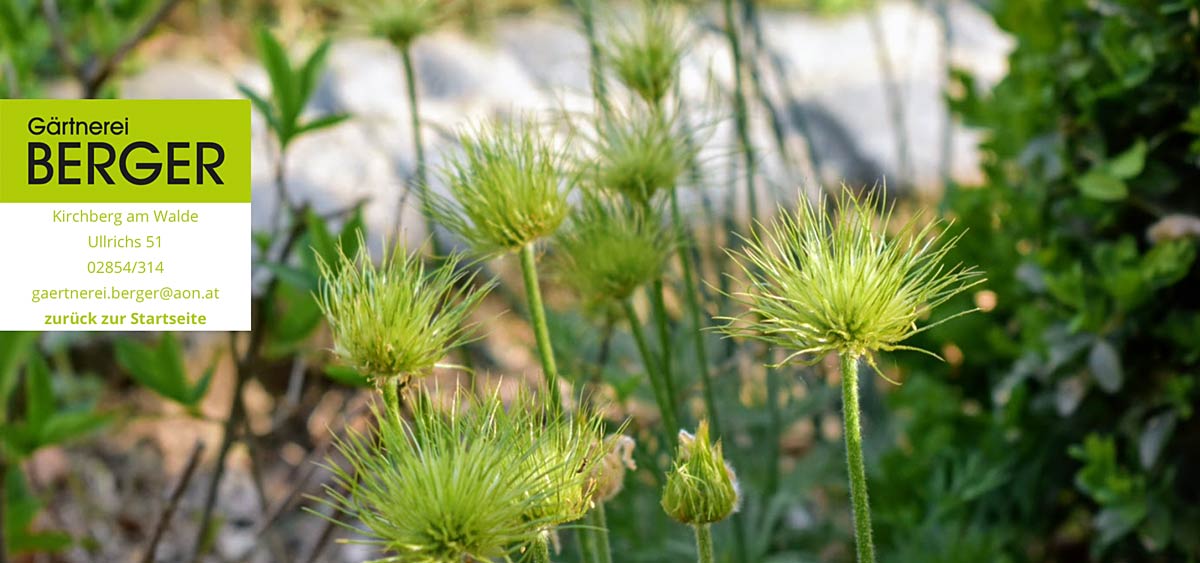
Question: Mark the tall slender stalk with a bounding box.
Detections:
[594,502,614,563]
[576,0,610,119]
[840,354,875,563]
[693,523,715,563]
[720,0,758,225]
[622,299,679,447]
[400,46,442,253]
[670,188,721,434]
[520,244,563,414]
[649,279,677,413]
[578,514,599,563]
[0,460,8,563]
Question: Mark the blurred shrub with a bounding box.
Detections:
[875,0,1200,561]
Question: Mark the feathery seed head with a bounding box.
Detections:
[321,392,568,562]
[346,0,449,49]
[518,398,610,526]
[554,196,674,310]
[606,4,686,106]
[719,189,984,366]
[592,434,637,503]
[434,117,572,255]
[584,109,694,207]
[661,420,739,525]
[315,234,492,386]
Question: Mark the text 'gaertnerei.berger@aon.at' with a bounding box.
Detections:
[26,116,227,186]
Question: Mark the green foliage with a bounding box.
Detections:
[553,196,674,310]
[315,234,493,385]
[1,353,110,459]
[874,0,1200,560]
[433,116,572,255]
[320,391,606,562]
[114,333,213,413]
[720,189,982,366]
[238,28,349,149]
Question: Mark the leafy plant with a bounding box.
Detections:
[114,333,213,414]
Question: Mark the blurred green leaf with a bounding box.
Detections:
[1088,339,1123,393]
[114,333,210,409]
[1076,169,1127,201]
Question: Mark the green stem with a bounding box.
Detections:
[578,516,598,563]
[520,244,563,415]
[532,533,553,563]
[401,46,442,255]
[0,460,8,563]
[764,356,781,499]
[595,501,613,563]
[650,278,677,415]
[576,0,610,119]
[671,188,721,435]
[622,299,679,449]
[381,378,402,423]
[694,524,715,563]
[840,354,876,563]
[721,0,758,226]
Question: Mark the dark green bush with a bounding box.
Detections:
[876,0,1200,560]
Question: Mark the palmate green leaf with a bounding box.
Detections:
[295,113,350,137]
[256,28,298,139]
[1076,169,1127,201]
[1108,139,1147,179]
[114,333,210,408]
[4,466,72,556]
[306,209,340,270]
[236,83,281,138]
[298,39,333,106]
[39,410,113,447]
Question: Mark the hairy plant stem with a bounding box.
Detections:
[381,378,402,424]
[721,0,758,226]
[670,188,721,435]
[694,524,715,563]
[622,299,679,448]
[575,0,610,119]
[594,501,614,563]
[578,516,599,563]
[520,244,563,415]
[532,533,553,563]
[650,279,677,415]
[840,354,875,563]
[400,46,442,254]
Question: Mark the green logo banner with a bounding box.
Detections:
[0,99,250,203]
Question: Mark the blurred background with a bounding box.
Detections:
[1,0,1198,562]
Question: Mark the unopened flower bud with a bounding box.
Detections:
[661,420,739,525]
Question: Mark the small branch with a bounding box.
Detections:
[40,0,79,76]
[84,0,187,97]
[141,441,205,563]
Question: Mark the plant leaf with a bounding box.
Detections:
[237,82,281,137]
[297,38,333,106]
[1076,169,1128,201]
[1107,139,1147,179]
[294,113,350,137]
[256,28,297,143]
[0,331,35,418]
[24,354,54,431]
[1088,338,1123,393]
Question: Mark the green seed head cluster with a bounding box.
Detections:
[346,0,448,49]
[661,420,739,525]
[584,110,694,207]
[519,402,609,524]
[322,391,606,562]
[606,4,686,106]
[315,235,492,385]
[434,117,572,255]
[554,197,674,309]
[720,189,984,365]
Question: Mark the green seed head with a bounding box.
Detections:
[719,189,984,366]
[518,400,609,525]
[606,3,686,106]
[434,117,572,256]
[346,0,449,49]
[321,391,584,562]
[583,109,694,207]
[554,196,674,310]
[661,420,739,525]
[315,234,492,385]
